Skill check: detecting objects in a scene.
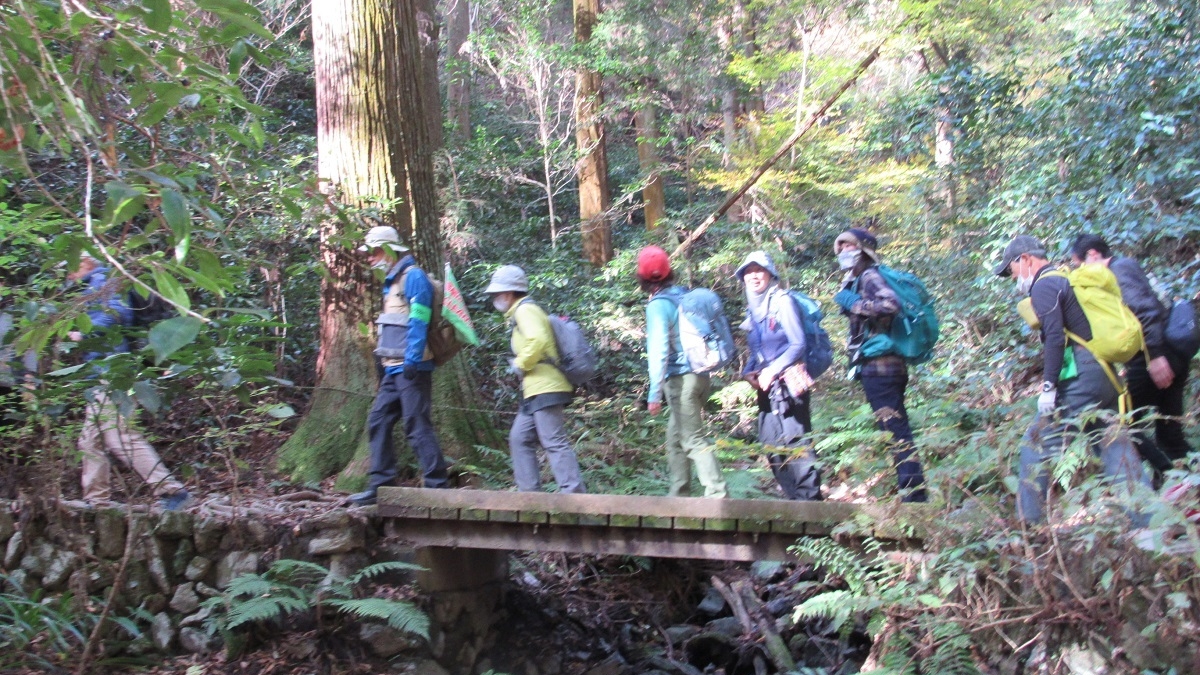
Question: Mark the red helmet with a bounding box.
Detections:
[636,245,671,282]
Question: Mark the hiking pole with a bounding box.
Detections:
[671,40,885,259]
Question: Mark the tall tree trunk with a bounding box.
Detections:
[445,0,471,142]
[279,0,409,482]
[416,0,444,153]
[574,0,612,266]
[635,102,665,230]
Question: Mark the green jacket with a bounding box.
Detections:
[506,298,571,398]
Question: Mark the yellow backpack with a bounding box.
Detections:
[1046,264,1145,365]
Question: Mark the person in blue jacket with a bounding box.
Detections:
[350,226,450,506]
[68,254,190,510]
[737,251,821,500]
[637,246,727,498]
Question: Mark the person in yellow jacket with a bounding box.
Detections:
[485,265,586,493]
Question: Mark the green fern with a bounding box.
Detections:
[325,597,430,638]
[346,560,425,586]
[921,622,979,675]
[225,595,313,630]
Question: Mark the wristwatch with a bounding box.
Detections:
[1041,381,1055,393]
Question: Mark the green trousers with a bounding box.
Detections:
[664,373,727,498]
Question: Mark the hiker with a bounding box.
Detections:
[737,251,821,501]
[994,235,1145,523]
[67,254,190,510]
[485,265,586,494]
[350,225,450,506]
[1070,234,1193,477]
[637,245,728,498]
[832,229,927,502]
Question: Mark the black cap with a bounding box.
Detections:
[994,235,1047,277]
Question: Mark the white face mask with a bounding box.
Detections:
[837,249,862,271]
[371,258,391,271]
[1015,274,1034,295]
[493,296,512,312]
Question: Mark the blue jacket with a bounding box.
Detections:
[381,255,435,373]
[80,266,133,361]
[645,285,691,403]
[742,286,806,383]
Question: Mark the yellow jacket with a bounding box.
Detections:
[506,298,571,398]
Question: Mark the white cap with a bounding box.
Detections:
[484,265,529,294]
[357,225,410,253]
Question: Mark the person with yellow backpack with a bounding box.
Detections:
[994,235,1146,523]
[1070,234,1193,480]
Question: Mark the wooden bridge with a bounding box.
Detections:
[377,487,926,563]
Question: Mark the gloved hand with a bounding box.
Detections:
[506,358,523,376]
[402,364,418,380]
[1037,382,1056,416]
[834,289,861,312]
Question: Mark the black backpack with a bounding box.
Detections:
[126,289,174,327]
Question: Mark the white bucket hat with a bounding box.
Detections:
[357,225,411,253]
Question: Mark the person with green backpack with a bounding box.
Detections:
[994,235,1146,523]
[832,228,928,503]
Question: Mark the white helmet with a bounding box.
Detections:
[485,265,529,294]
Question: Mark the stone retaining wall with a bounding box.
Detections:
[0,498,502,673]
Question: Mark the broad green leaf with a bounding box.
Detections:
[144,0,173,32]
[47,364,86,377]
[132,380,162,413]
[265,404,295,419]
[148,317,203,365]
[160,188,190,238]
[75,312,92,334]
[175,230,191,263]
[151,269,191,311]
[174,264,225,297]
[192,248,227,285]
[104,181,146,224]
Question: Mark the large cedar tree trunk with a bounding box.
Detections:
[574,0,612,266]
[278,0,411,482]
[445,0,471,142]
[635,102,665,230]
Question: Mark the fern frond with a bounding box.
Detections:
[789,538,873,592]
[346,561,425,586]
[224,574,276,598]
[267,559,330,584]
[325,597,430,639]
[225,595,310,630]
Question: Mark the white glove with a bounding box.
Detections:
[1037,382,1057,416]
[506,358,523,376]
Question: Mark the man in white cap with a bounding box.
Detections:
[350,225,450,505]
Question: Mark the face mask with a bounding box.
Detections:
[837,249,862,271]
[493,296,511,312]
[1015,274,1034,295]
[371,258,390,271]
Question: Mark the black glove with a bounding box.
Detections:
[402,364,418,380]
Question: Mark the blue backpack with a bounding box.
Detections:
[784,290,834,379]
[660,288,736,374]
[855,265,939,365]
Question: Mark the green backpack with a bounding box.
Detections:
[855,265,940,365]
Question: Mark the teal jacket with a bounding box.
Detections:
[645,285,691,403]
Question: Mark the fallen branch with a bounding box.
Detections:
[672,41,884,259]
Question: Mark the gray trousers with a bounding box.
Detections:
[1017,349,1147,523]
[509,404,586,493]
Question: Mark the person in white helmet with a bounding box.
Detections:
[350,225,450,506]
[485,265,585,494]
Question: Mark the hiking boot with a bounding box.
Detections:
[348,490,377,506]
[160,489,191,511]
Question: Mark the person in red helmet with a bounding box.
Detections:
[637,246,727,498]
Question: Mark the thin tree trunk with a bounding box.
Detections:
[445,0,471,141]
[717,14,743,223]
[279,0,408,482]
[635,103,665,230]
[574,0,612,266]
